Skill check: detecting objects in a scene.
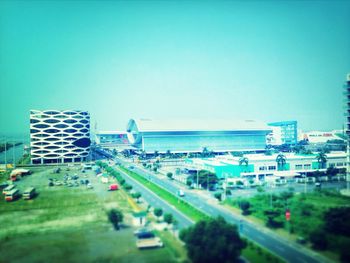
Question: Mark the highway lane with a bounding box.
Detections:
[116,158,329,263]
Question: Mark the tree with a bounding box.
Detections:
[324,207,350,236]
[123,184,133,192]
[214,192,222,201]
[154,208,163,222]
[167,172,173,180]
[200,147,215,158]
[316,152,327,169]
[107,209,123,230]
[197,170,218,189]
[132,192,142,203]
[264,209,284,228]
[309,229,328,250]
[179,217,246,263]
[186,178,193,188]
[240,200,251,215]
[239,157,249,172]
[163,213,174,225]
[276,153,287,171]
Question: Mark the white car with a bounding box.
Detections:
[177,190,185,197]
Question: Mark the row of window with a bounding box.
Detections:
[259,166,276,171]
[30,118,89,124]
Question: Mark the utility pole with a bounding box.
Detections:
[12,138,15,168]
[196,169,199,189]
[345,73,350,192]
[4,137,7,170]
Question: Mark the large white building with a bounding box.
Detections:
[30,110,91,164]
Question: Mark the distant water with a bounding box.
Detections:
[0,144,27,164]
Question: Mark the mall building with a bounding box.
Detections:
[126,118,272,154]
[30,110,91,164]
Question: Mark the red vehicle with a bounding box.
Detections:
[109,184,118,191]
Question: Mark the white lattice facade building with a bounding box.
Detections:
[30,110,91,164]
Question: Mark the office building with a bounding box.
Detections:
[30,110,91,164]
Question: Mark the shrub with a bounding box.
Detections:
[240,200,251,216]
[154,208,163,222]
[107,209,123,230]
[167,172,173,180]
[214,192,222,201]
[123,184,133,191]
[164,213,174,225]
[309,229,328,250]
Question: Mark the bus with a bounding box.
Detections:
[5,189,19,201]
[23,187,36,200]
[2,184,15,195]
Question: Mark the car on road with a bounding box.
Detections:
[177,189,185,197]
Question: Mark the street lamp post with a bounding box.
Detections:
[12,138,16,168]
[196,169,199,189]
[4,137,7,170]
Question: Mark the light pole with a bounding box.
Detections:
[12,138,16,168]
[4,137,7,170]
[207,173,209,192]
[196,169,199,189]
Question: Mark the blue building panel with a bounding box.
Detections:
[268,121,298,145]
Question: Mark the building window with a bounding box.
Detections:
[268,166,276,171]
[336,162,344,167]
[259,166,266,171]
[304,164,311,170]
[295,164,303,170]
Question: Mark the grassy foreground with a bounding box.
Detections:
[0,166,188,263]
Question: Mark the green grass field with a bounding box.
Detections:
[0,166,188,263]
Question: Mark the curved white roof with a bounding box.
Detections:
[128,118,271,132]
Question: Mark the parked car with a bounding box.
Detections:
[109,184,119,191]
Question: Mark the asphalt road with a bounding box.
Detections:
[116,157,331,263]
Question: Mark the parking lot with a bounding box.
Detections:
[0,164,186,263]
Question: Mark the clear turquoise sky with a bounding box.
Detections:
[0,1,349,136]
